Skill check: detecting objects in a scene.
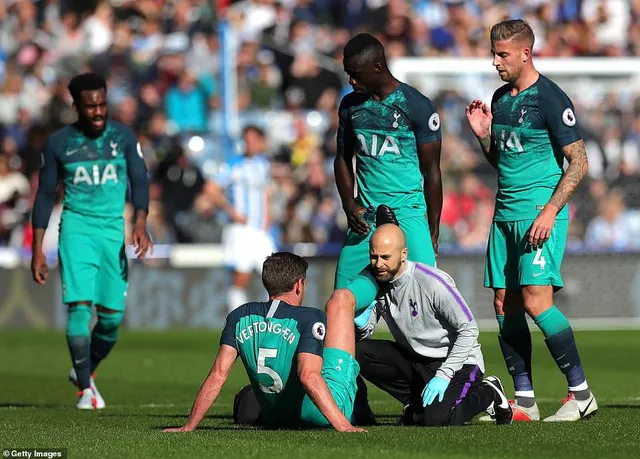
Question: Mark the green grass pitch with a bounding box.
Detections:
[1,330,638,459]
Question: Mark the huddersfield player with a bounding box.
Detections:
[465,20,596,421]
[31,73,152,409]
[335,33,442,313]
[164,252,365,432]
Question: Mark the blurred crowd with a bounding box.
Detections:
[1,0,640,255]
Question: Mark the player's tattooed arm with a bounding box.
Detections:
[529,139,588,248]
[164,345,238,432]
[418,140,443,254]
[548,139,589,211]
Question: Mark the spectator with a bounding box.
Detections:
[584,189,635,250]
[0,154,30,246]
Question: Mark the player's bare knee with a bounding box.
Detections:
[326,289,356,316]
[521,285,553,316]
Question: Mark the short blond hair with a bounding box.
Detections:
[490,19,535,49]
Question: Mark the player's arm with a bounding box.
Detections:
[124,131,152,258]
[529,92,588,247]
[206,180,247,224]
[548,140,589,211]
[407,91,443,253]
[297,352,361,432]
[164,344,238,432]
[334,96,368,235]
[31,138,58,284]
[465,99,498,169]
[263,162,273,228]
[529,139,588,247]
[418,140,442,254]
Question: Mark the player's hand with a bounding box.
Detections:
[344,201,370,236]
[31,252,49,285]
[528,204,558,249]
[163,426,194,433]
[337,424,367,433]
[465,99,492,140]
[431,232,439,258]
[132,222,153,259]
[422,376,450,406]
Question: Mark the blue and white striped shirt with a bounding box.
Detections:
[223,154,271,231]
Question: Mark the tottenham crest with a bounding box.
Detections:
[393,111,401,128]
[428,112,440,131]
[312,322,326,340]
[562,108,576,127]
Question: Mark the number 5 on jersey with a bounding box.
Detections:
[257,348,283,394]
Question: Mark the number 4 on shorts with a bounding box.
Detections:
[533,248,546,270]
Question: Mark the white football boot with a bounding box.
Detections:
[543,392,598,422]
[76,388,99,410]
[69,368,106,409]
[479,400,540,422]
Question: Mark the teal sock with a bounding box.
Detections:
[535,306,588,395]
[496,314,505,331]
[90,311,124,373]
[534,305,571,338]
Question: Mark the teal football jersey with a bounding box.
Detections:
[337,83,441,220]
[220,300,326,427]
[39,121,146,224]
[490,75,582,221]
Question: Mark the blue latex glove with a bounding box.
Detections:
[422,376,450,407]
[354,301,377,329]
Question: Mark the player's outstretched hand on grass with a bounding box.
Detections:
[31,252,48,285]
[132,222,153,259]
[528,204,558,249]
[163,426,193,433]
[465,99,492,140]
[344,201,370,236]
[337,425,367,433]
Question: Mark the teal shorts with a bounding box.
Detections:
[335,215,435,313]
[58,213,128,310]
[484,219,568,291]
[300,348,359,427]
